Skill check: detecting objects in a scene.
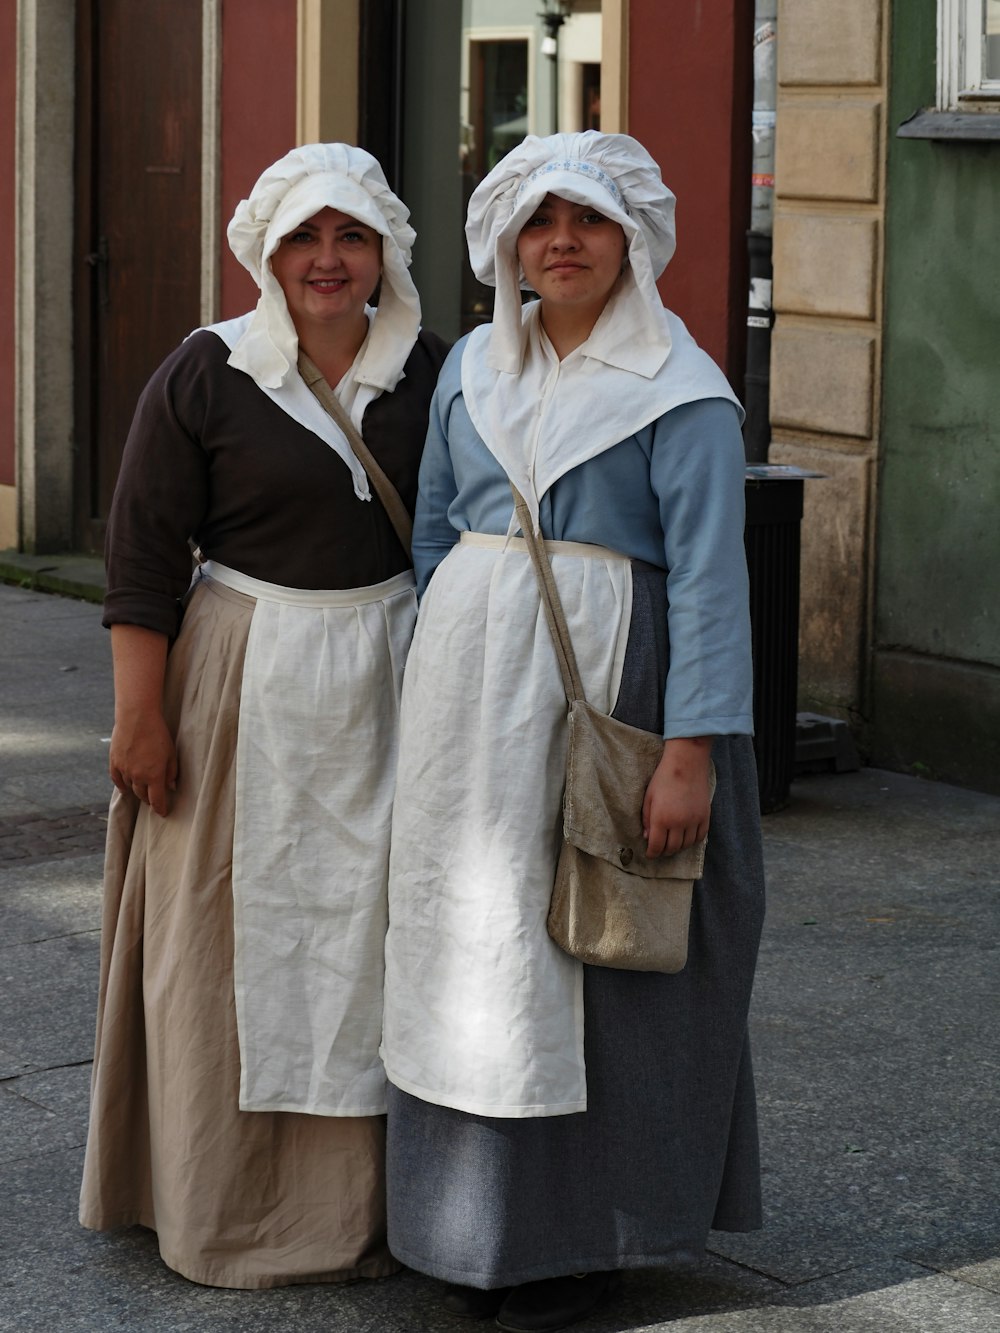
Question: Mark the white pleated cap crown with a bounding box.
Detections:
[465,131,677,377]
[226,143,421,391]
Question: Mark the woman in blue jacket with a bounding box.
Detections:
[382,131,765,1332]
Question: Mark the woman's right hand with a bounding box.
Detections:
[109,623,175,816]
[110,709,178,816]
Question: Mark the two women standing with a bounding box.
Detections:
[82,131,764,1329]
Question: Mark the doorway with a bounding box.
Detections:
[74,0,204,551]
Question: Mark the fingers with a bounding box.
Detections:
[145,778,170,818]
[663,822,697,857]
[108,717,178,816]
[647,814,711,859]
[660,823,689,858]
[641,787,653,846]
[109,764,175,816]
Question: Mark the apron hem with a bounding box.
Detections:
[238,1096,388,1117]
[384,1069,587,1119]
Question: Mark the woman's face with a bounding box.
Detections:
[270,207,382,334]
[516,193,627,322]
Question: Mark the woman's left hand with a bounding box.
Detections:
[642,736,713,857]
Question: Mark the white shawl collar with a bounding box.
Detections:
[461,301,743,534]
[201,313,381,502]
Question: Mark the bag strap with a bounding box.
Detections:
[299,352,413,559]
[510,484,585,705]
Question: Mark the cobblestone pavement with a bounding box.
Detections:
[0,807,109,864]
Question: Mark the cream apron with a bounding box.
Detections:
[201,560,416,1117]
[382,535,633,1118]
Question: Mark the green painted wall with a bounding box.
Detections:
[874,0,1000,791]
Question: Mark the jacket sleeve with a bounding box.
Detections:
[102,338,211,638]
[650,397,754,737]
[411,345,465,598]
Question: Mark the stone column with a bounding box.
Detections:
[14,0,76,553]
[769,0,888,727]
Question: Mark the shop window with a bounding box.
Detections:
[461,37,531,328]
[465,39,531,177]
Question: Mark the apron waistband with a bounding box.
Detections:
[200,560,415,608]
[459,532,628,561]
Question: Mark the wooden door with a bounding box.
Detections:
[75,0,203,551]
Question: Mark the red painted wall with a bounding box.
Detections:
[0,0,16,487]
[627,0,752,389]
[220,0,298,318]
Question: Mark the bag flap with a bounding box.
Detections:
[562,700,715,881]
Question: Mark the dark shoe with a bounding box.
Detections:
[442,1282,512,1319]
[495,1272,617,1332]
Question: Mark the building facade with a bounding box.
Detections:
[2,0,749,556]
[4,0,995,790]
[872,0,1000,791]
[769,0,999,792]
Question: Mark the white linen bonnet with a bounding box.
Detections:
[465,131,676,377]
[226,143,421,391]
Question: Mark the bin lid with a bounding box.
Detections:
[745,464,825,480]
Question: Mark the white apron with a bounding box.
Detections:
[381,535,633,1118]
[202,560,417,1117]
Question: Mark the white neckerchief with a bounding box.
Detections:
[199,310,384,502]
[461,300,742,535]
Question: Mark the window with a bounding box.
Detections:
[938,0,1000,107]
[465,38,531,179]
[989,0,1000,79]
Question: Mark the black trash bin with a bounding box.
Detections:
[744,466,816,813]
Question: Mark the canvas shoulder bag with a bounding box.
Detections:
[511,485,714,974]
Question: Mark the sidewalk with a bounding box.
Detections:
[1,579,998,1332]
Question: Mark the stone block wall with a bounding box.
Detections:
[769,0,888,724]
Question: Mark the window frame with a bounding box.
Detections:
[938,0,1000,108]
[461,26,538,161]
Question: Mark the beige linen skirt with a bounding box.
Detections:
[79,577,398,1289]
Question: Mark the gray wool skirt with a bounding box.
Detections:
[385,563,766,1288]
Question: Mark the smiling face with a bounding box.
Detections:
[515,193,627,327]
[269,206,382,338]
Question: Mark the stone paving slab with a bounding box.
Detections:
[683,1258,1000,1331]
[0,1146,87,1268]
[0,1079,88,1165]
[3,1062,92,1137]
[0,851,103,944]
[0,930,99,1077]
[901,1231,1000,1296]
[712,1176,1000,1286]
[0,586,113,816]
[0,774,111,820]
